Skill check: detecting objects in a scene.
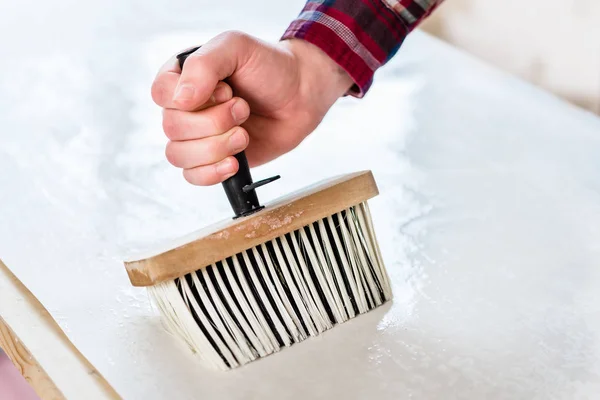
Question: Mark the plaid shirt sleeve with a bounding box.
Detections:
[282,0,444,97]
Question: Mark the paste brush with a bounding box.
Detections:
[123,48,393,370]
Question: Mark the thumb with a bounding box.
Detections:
[172,31,254,111]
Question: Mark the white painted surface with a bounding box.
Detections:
[1,1,600,398]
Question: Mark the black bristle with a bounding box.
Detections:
[327,213,359,315]
[246,249,292,344]
[194,270,240,363]
[178,274,232,368]
[269,239,309,334]
[236,253,284,347]
[204,266,255,350]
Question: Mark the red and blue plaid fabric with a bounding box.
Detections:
[282,0,444,97]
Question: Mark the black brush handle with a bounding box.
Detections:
[176,47,279,218]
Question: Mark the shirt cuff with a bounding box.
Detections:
[281,0,410,97]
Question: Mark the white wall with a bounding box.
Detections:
[421,0,600,114]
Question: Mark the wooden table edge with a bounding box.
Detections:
[0,259,121,400]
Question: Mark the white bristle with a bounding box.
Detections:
[148,202,392,370]
[318,218,355,319]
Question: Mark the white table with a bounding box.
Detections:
[1,1,599,399]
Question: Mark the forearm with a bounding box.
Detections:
[282,0,444,97]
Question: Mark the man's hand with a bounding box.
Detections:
[151,31,353,186]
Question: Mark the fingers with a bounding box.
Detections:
[162,97,250,141]
[165,126,249,169]
[162,95,251,186]
[152,31,255,111]
[153,32,257,186]
[182,156,239,186]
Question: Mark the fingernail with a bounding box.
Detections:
[215,158,235,176]
[228,129,248,152]
[173,84,195,103]
[231,100,249,123]
[213,85,231,103]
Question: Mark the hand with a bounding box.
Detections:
[151,31,353,185]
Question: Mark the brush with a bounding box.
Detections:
[123,48,393,370]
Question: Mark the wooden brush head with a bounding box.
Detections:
[124,171,379,287]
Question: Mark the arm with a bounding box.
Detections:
[283,0,445,96]
[151,1,443,185]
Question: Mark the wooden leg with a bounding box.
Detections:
[0,330,49,399]
[0,260,120,399]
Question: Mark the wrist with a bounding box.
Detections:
[280,39,353,109]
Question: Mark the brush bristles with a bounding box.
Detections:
[149,202,392,370]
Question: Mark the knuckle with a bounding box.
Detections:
[205,136,224,157]
[162,110,180,140]
[151,80,166,106]
[181,54,206,74]
[182,169,196,184]
[164,141,182,167]
[209,119,221,136]
[220,30,248,44]
[183,168,210,186]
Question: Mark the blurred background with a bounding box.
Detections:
[422,0,600,114]
[1,0,597,115]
